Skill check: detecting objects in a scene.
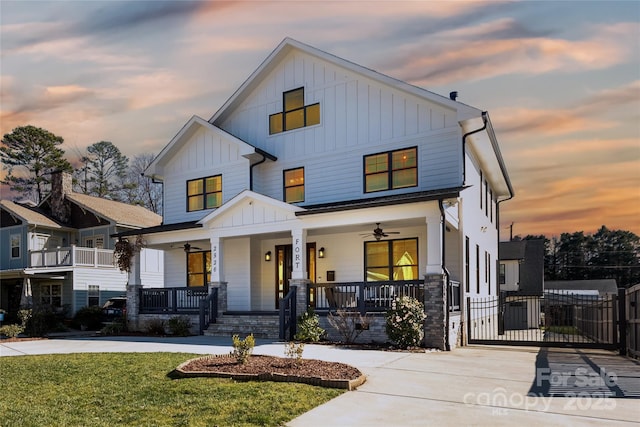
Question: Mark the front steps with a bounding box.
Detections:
[203,312,281,339]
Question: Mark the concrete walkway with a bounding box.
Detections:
[2,336,639,426]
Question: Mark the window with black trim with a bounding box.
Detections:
[10,234,20,258]
[499,263,506,285]
[365,238,418,282]
[88,285,100,306]
[41,284,62,307]
[187,175,221,212]
[269,87,320,134]
[284,167,304,203]
[187,251,211,287]
[476,244,480,293]
[364,147,417,193]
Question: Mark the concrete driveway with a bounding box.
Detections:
[2,336,639,426]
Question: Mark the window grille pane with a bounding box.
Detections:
[206,176,221,192]
[365,154,388,174]
[188,196,203,211]
[187,179,203,196]
[366,173,388,192]
[392,149,416,169]
[392,265,418,280]
[392,169,417,188]
[269,113,283,134]
[285,109,304,130]
[367,267,390,281]
[285,187,304,203]
[206,193,221,209]
[306,103,320,126]
[284,88,304,111]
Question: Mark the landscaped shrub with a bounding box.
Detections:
[231,334,255,364]
[284,341,305,366]
[145,318,166,336]
[327,310,371,344]
[385,296,426,349]
[101,320,125,336]
[74,306,104,330]
[294,308,325,342]
[167,316,192,336]
[0,324,24,338]
[21,306,58,337]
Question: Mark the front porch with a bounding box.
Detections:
[128,277,460,348]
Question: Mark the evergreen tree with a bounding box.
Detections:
[0,125,72,203]
[79,141,128,199]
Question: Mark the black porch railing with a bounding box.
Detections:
[139,287,208,314]
[279,286,297,340]
[199,287,218,335]
[309,280,425,314]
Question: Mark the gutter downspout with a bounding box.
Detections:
[458,111,488,347]
[462,111,488,186]
[249,153,267,191]
[439,199,451,351]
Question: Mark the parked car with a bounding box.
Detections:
[102,297,127,321]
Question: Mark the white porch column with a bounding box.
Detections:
[426,213,444,275]
[209,236,222,283]
[291,228,307,280]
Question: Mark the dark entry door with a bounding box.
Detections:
[275,243,316,308]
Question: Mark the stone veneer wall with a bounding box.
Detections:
[318,313,388,344]
[423,274,447,350]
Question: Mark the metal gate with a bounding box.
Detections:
[467,291,621,350]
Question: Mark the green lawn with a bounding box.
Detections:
[0,353,343,426]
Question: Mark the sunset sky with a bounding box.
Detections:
[1,1,638,240]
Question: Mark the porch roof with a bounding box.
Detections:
[295,187,464,216]
[111,220,202,238]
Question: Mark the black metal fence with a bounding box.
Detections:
[468,291,619,349]
[627,284,640,358]
[279,286,297,340]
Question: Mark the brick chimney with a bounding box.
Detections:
[50,171,72,223]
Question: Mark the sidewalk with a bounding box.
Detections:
[2,336,639,426]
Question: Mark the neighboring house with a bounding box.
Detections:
[498,239,545,329]
[543,279,618,332]
[0,171,164,319]
[116,38,513,348]
[544,279,618,297]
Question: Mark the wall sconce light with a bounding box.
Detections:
[265,251,272,262]
[318,247,325,258]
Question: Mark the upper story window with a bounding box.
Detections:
[365,238,418,282]
[10,234,20,258]
[364,147,417,193]
[284,167,304,203]
[187,251,211,287]
[187,175,221,212]
[269,87,320,134]
[84,235,104,249]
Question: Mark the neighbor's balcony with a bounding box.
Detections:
[29,246,116,269]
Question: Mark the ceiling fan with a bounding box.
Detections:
[171,242,202,252]
[360,223,400,241]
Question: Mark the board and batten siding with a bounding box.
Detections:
[162,126,251,224]
[218,50,462,205]
[223,237,251,311]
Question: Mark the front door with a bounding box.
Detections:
[275,243,316,308]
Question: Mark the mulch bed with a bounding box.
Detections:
[175,354,366,390]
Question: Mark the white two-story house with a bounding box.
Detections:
[0,172,164,321]
[118,38,513,348]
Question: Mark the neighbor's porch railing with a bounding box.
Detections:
[29,246,115,268]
